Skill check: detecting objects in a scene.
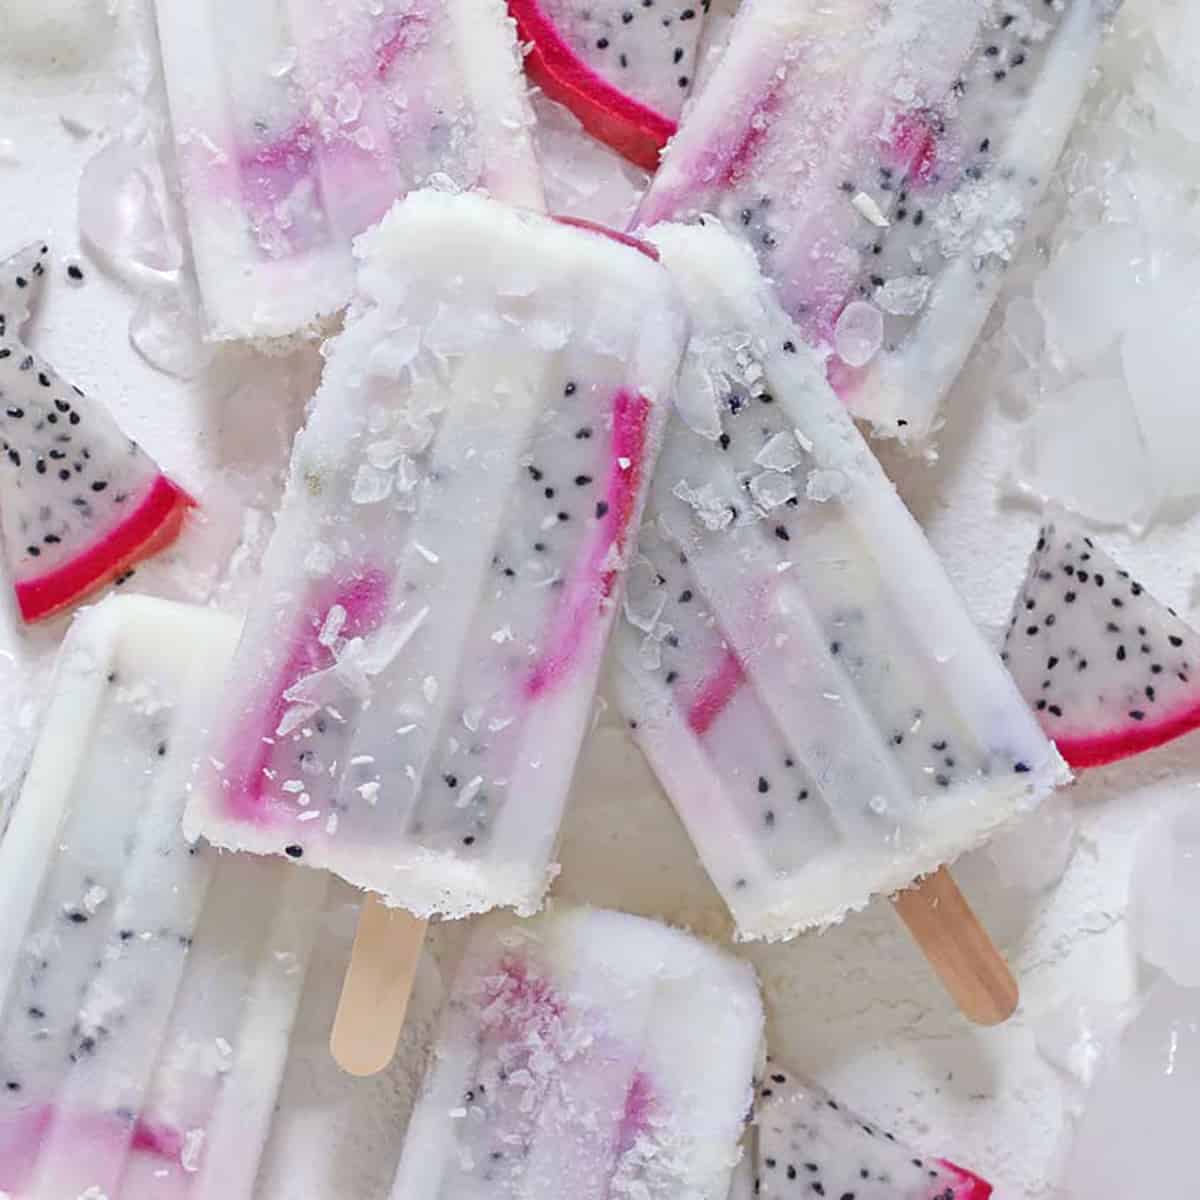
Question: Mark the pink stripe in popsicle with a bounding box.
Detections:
[525,389,651,698]
[221,569,391,823]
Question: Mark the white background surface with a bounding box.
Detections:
[3,1,1199,1196]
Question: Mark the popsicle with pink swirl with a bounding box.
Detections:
[187,190,688,919]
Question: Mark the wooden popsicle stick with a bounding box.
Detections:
[330,895,429,1077]
[890,867,1018,1027]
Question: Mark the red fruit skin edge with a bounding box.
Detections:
[938,1159,994,1200]
[553,215,660,260]
[508,0,676,171]
[16,475,196,623]
[1054,698,1200,769]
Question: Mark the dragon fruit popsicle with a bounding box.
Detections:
[154,0,543,341]
[187,190,688,919]
[391,905,763,1199]
[0,595,327,1198]
[637,0,1115,444]
[613,221,1067,939]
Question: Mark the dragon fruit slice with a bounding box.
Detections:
[753,1063,993,1200]
[637,0,1116,444]
[612,220,1065,938]
[1002,519,1200,768]
[510,0,709,170]
[0,243,194,623]
[188,191,687,918]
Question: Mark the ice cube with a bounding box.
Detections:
[1130,794,1200,988]
[1013,377,1155,530]
[1120,264,1200,511]
[129,283,212,380]
[833,300,883,367]
[1034,227,1147,366]
[1060,979,1200,1198]
[78,138,181,273]
[985,791,1077,894]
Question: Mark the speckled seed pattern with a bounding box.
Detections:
[1002,519,1200,766]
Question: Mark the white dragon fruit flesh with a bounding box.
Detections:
[637,0,1118,444]
[0,243,194,623]
[752,1063,993,1200]
[509,0,710,169]
[1002,518,1200,768]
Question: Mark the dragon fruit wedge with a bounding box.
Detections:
[753,1063,993,1200]
[509,0,709,169]
[1002,519,1200,769]
[0,243,195,623]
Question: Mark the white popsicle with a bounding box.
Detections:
[613,221,1067,939]
[154,0,543,340]
[391,906,763,1199]
[187,191,689,919]
[0,596,327,1198]
[636,0,1116,444]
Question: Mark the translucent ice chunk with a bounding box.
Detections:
[1060,979,1200,1199]
[985,791,1077,894]
[1034,227,1147,366]
[129,284,212,380]
[833,301,883,368]
[78,139,181,273]
[1013,377,1155,530]
[1130,795,1200,988]
[1121,267,1200,510]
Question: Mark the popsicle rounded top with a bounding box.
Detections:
[186,190,689,920]
[391,905,764,1199]
[613,220,1068,939]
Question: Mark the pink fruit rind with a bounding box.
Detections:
[1053,697,1200,769]
[525,388,651,698]
[553,216,660,261]
[937,1158,994,1200]
[508,0,676,171]
[220,569,391,824]
[15,474,195,624]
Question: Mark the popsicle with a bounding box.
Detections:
[153,0,543,341]
[0,595,327,1198]
[391,905,763,1198]
[612,220,1067,945]
[0,242,194,622]
[187,190,688,921]
[636,0,1116,444]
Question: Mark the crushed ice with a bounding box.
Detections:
[1000,0,1200,527]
